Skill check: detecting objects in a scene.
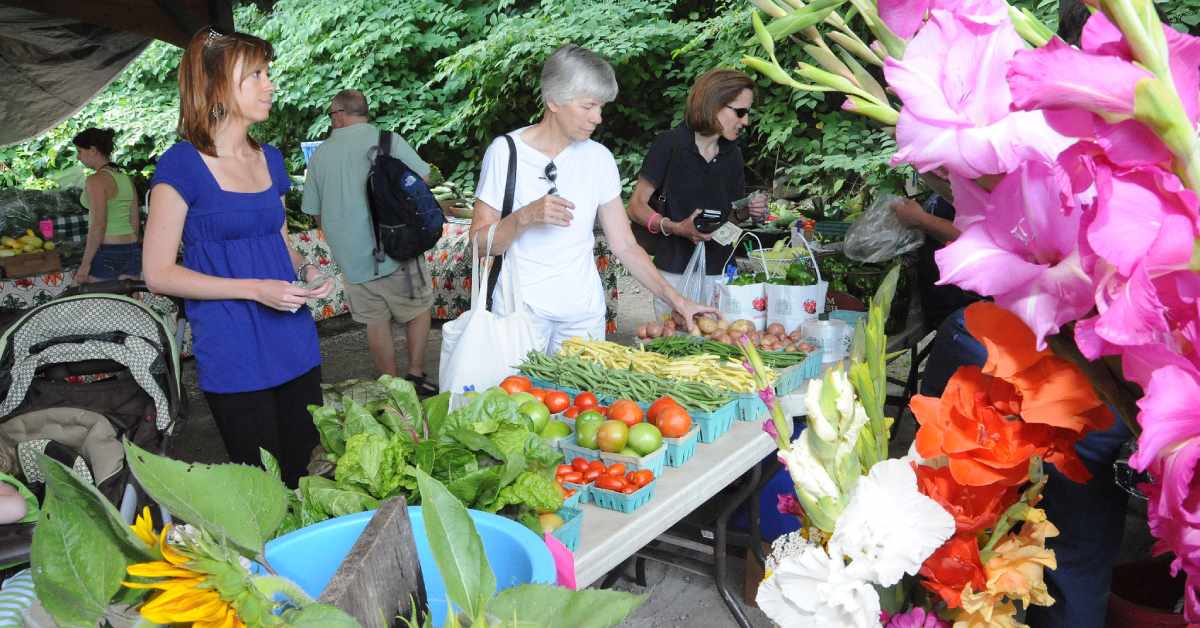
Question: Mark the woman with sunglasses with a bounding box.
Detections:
[143,28,332,486]
[469,44,717,353]
[627,69,768,319]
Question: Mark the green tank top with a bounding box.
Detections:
[80,167,136,237]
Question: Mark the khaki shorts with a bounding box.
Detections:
[344,258,434,325]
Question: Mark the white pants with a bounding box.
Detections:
[492,284,605,354]
[654,271,723,320]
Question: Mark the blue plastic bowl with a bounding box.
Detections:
[264,507,555,626]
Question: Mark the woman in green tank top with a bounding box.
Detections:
[72,127,142,282]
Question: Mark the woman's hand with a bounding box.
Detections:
[890,198,927,229]
[747,192,769,221]
[254,279,315,312]
[672,299,720,334]
[666,210,713,243]
[302,264,335,299]
[74,266,92,284]
[517,194,575,228]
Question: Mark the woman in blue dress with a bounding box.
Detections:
[144,28,332,486]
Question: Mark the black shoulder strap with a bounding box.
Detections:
[501,134,517,218]
[486,135,518,309]
[367,130,391,274]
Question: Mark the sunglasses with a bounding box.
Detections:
[542,161,558,196]
[726,106,751,119]
[328,109,344,118]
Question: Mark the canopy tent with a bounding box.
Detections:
[0,0,267,147]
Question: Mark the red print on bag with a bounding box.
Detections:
[804,299,817,314]
[753,296,767,312]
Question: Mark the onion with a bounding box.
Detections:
[636,324,648,338]
[766,323,786,337]
[712,332,731,344]
[647,324,663,338]
[716,318,731,331]
[788,330,803,341]
[728,319,754,335]
[784,345,798,353]
[798,342,816,352]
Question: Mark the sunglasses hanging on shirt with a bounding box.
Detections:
[540,161,558,196]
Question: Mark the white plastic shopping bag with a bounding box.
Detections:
[766,233,828,333]
[439,225,545,393]
[714,234,767,330]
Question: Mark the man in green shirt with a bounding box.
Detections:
[302,90,437,395]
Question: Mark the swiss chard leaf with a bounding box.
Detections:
[422,392,451,437]
[414,468,496,621]
[310,403,346,458]
[487,585,644,628]
[343,398,388,439]
[300,476,379,519]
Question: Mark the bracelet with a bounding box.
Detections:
[647,211,662,234]
[659,216,671,237]
[296,262,317,282]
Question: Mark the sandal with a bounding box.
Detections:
[405,373,439,397]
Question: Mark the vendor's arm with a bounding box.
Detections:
[77,174,112,282]
[599,196,718,331]
[279,203,333,299]
[142,183,318,312]
[469,194,574,256]
[892,198,960,243]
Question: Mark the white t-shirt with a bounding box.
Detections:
[475,127,622,321]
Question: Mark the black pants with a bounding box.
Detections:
[204,366,322,487]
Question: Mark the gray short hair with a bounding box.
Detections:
[540,44,618,106]
[332,89,369,117]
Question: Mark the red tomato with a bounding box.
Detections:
[545,391,571,413]
[647,396,680,426]
[606,463,627,477]
[583,469,602,483]
[587,459,606,474]
[563,406,581,419]
[561,471,583,483]
[499,376,532,394]
[575,392,599,410]
[630,470,654,487]
[620,485,637,494]
[595,476,625,492]
[608,400,645,428]
[656,405,693,438]
[564,488,576,497]
[595,406,609,417]
[572,457,589,472]
[556,464,574,476]
[529,388,548,402]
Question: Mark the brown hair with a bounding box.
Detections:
[176,27,274,156]
[685,69,755,136]
[72,128,117,157]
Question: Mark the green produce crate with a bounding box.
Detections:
[551,506,584,552]
[814,220,851,239]
[774,349,824,397]
[663,427,699,467]
[562,480,590,505]
[600,443,666,477]
[559,436,602,463]
[591,480,656,513]
[694,399,739,443]
[529,377,584,400]
[734,392,767,422]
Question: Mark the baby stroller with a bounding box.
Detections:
[0,280,186,565]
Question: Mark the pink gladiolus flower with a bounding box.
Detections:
[763,419,779,439]
[884,607,951,628]
[934,160,1094,347]
[1081,12,1200,123]
[878,0,932,40]
[884,7,1069,178]
[759,387,776,405]
[1141,441,1200,622]
[1008,38,1151,118]
[776,492,805,516]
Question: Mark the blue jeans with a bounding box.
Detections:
[920,306,1131,627]
[90,243,142,280]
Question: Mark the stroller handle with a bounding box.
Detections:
[64,279,185,316]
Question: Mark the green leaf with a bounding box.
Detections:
[32,456,154,628]
[310,404,346,458]
[301,475,379,519]
[124,441,288,556]
[344,398,389,439]
[487,584,645,628]
[282,602,361,627]
[422,392,452,437]
[260,448,283,482]
[414,468,496,620]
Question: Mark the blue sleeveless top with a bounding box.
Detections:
[151,141,321,393]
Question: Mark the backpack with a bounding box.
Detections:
[366,130,445,264]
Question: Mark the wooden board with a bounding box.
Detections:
[319,497,427,627]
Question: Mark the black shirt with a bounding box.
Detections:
[917,194,982,329]
[639,123,746,275]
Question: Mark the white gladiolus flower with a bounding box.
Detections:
[756,541,881,628]
[832,459,956,587]
[783,431,840,499]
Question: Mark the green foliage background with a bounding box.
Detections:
[2,0,1198,215]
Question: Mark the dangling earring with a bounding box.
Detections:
[210,103,226,120]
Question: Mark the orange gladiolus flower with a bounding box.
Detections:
[911,302,1113,485]
[918,533,988,609]
[914,463,1019,534]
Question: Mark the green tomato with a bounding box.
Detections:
[511,392,537,407]
[540,420,572,440]
[520,401,551,434]
[596,420,630,454]
[619,447,639,457]
[575,410,605,434]
[627,423,663,456]
[576,422,600,449]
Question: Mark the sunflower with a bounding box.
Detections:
[123,512,246,628]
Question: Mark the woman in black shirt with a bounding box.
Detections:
[627,69,768,319]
